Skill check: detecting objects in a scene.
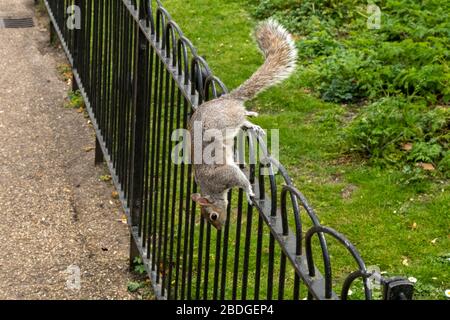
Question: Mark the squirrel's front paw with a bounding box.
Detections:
[246,189,256,205]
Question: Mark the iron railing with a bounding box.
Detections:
[42,0,414,300]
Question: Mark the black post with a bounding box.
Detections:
[72,0,81,93]
[49,23,57,45]
[129,234,140,271]
[95,137,104,165]
[128,2,148,265]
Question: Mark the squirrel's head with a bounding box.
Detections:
[191,193,227,230]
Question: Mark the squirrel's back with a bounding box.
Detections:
[228,19,297,101]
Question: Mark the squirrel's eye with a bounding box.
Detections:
[210,212,219,221]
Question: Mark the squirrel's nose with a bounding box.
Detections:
[210,212,219,221]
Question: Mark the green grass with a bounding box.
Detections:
[162,0,449,299]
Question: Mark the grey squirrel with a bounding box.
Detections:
[189,19,298,230]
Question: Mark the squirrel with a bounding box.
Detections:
[189,19,298,230]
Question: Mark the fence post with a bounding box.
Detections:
[128,1,148,268]
[94,137,104,165]
[72,0,80,93]
[49,20,57,46]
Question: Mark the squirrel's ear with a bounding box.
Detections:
[191,193,211,206]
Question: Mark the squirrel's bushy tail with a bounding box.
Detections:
[229,19,297,101]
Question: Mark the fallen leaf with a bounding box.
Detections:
[411,222,418,230]
[430,238,438,244]
[402,257,409,266]
[120,214,127,224]
[112,191,119,199]
[401,143,413,151]
[100,175,112,182]
[418,162,435,171]
[84,146,94,152]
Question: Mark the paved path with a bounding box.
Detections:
[0,0,134,299]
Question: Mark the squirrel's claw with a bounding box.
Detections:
[246,187,256,205]
[244,122,266,137]
[252,125,266,137]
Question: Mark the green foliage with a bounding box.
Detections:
[64,90,84,109]
[249,0,450,104]
[133,257,146,275]
[99,175,112,182]
[249,0,450,178]
[346,97,448,175]
[438,151,450,178]
[127,281,144,293]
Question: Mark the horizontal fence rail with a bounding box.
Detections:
[43,0,414,300]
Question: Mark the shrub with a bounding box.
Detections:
[249,0,450,105]
[346,97,449,175]
[248,0,450,177]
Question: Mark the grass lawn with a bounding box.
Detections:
[162,0,449,299]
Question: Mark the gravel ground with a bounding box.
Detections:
[0,0,135,299]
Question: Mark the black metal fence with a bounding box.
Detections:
[43,0,414,300]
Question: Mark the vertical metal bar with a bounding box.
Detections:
[100,0,110,143]
[147,32,161,262]
[95,137,104,165]
[178,97,192,300]
[124,11,135,202]
[166,86,181,298]
[241,198,253,299]
[195,215,205,300]
[129,3,146,233]
[153,50,166,281]
[293,274,301,300]
[212,229,222,300]
[150,41,164,271]
[142,44,154,248]
[278,253,287,300]
[91,0,99,116]
[117,2,126,186]
[161,56,177,297]
[220,191,232,300]
[110,0,120,167]
[186,182,197,300]
[203,223,211,299]
[232,190,244,299]
[254,214,264,299]
[267,234,275,300]
[72,0,80,91]
[156,64,172,285]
